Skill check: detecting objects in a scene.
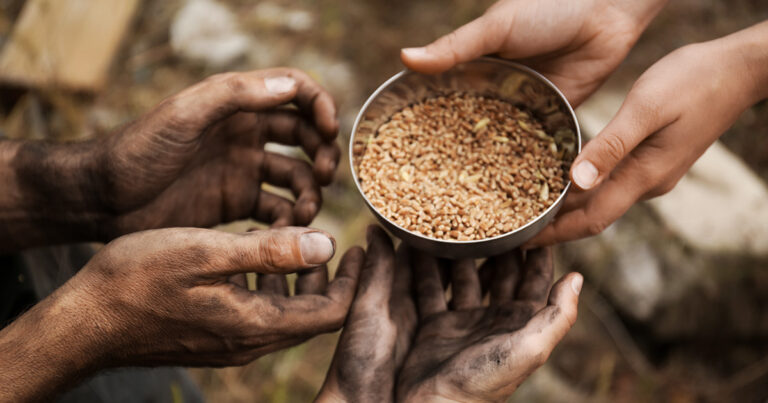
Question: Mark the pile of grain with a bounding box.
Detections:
[358,92,568,241]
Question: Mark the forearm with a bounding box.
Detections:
[0,287,106,402]
[0,139,109,251]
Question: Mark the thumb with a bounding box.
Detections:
[516,272,582,362]
[155,70,301,134]
[213,227,336,275]
[401,15,504,74]
[570,88,670,190]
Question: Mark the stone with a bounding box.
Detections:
[170,0,250,67]
[251,2,314,32]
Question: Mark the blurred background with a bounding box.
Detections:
[1,0,768,401]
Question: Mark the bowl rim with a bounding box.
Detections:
[349,57,582,245]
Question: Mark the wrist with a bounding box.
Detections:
[0,285,109,401]
[726,21,768,103]
[0,139,112,248]
[692,21,768,109]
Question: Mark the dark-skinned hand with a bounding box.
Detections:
[0,226,361,402]
[99,68,340,236]
[0,68,340,251]
[316,226,582,403]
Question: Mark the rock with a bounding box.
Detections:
[609,238,663,320]
[250,2,314,32]
[170,0,250,68]
[648,143,768,255]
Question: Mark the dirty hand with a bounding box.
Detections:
[316,226,418,403]
[98,68,340,237]
[0,226,360,402]
[401,0,667,106]
[527,22,768,247]
[316,227,582,403]
[396,248,582,402]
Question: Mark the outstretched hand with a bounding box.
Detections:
[98,68,341,238]
[0,226,361,402]
[397,248,581,402]
[317,226,582,403]
[527,22,768,246]
[402,0,667,106]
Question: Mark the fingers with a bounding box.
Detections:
[450,259,482,310]
[525,155,653,247]
[159,68,337,139]
[262,152,321,225]
[516,272,582,361]
[324,247,365,307]
[210,227,336,275]
[259,247,364,335]
[351,226,396,312]
[253,191,294,227]
[263,110,341,185]
[489,250,522,305]
[278,68,339,139]
[295,266,328,295]
[391,243,418,368]
[413,251,447,318]
[258,274,289,296]
[401,15,504,74]
[391,244,414,306]
[570,83,674,191]
[515,248,554,310]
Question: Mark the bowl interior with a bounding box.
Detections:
[350,58,580,248]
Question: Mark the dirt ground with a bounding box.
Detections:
[1,0,768,402]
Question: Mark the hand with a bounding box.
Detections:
[527,22,768,246]
[317,226,418,403]
[316,226,582,403]
[397,248,582,402]
[401,0,667,106]
[98,68,340,237]
[0,226,360,402]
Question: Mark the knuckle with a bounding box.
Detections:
[224,73,247,93]
[646,178,678,199]
[597,134,627,166]
[586,220,610,237]
[205,72,232,84]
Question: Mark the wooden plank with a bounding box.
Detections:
[0,0,139,91]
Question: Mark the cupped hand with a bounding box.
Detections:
[401,0,667,106]
[316,225,582,403]
[61,226,360,368]
[317,226,418,403]
[527,31,768,247]
[397,248,582,403]
[96,68,340,238]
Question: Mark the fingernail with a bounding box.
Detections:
[402,47,429,59]
[572,160,599,189]
[571,274,583,295]
[300,232,335,265]
[264,76,296,94]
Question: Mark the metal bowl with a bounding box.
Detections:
[350,57,581,258]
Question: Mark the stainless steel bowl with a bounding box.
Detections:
[350,57,581,258]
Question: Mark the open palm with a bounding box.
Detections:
[317,226,582,403]
[396,249,581,402]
